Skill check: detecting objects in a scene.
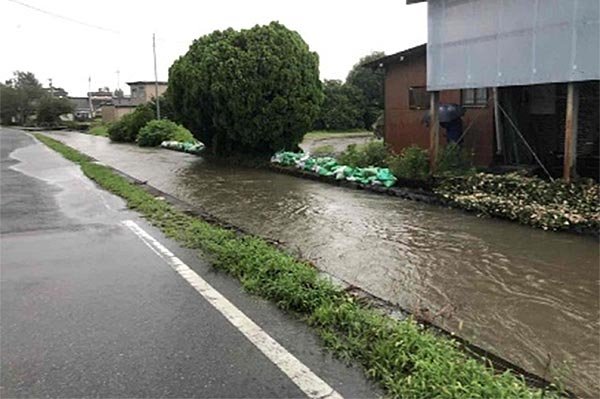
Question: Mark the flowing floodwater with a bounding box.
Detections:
[46,132,599,397]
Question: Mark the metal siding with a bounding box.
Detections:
[427,0,600,90]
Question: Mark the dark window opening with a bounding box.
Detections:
[409,86,429,110]
[462,88,488,107]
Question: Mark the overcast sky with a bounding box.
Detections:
[1,0,426,97]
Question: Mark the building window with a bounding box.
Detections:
[461,88,488,107]
[409,86,430,110]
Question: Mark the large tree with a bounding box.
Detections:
[36,96,74,125]
[1,71,46,125]
[167,22,323,155]
[346,51,385,129]
[314,80,366,131]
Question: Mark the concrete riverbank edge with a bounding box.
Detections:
[269,164,599,237]
[33,133,567,398]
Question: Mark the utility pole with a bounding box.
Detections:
[48,78,53,97]
[88,76,94,118]
[153,33,160,119]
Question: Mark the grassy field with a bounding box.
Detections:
[34,132,561,399]
[303,130,372,141]
[87,125,109,137]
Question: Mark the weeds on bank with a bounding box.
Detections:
[34,133,560,399]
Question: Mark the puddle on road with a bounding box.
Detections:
[9,138,126,225]
[46,131,600,397]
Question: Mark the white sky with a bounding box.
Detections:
[1,0,426,97]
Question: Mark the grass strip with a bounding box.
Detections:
[35,133,560,399]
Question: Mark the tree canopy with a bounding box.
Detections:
[36,96,73,125]
[346,51,385,128]
[167,21,323,155]
[314,80,366,131]
[1,71,46,125]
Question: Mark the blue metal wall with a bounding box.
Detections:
[427,0,600,90]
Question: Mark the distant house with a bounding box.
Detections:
[374,0,599,180]
[101,81,167,123]
[127,81,168,105]
[69,97,93,121]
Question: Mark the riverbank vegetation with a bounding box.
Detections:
[35,133,559,399]
[137,119,194,147]
[274,141,600,234]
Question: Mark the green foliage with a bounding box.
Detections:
[108,104,155,142]
[1,71,46,125]
[310,144,336,157]
[88,124,109,137]
[388,146,430,180]
[137,119,194,147]
[36,133,560,399]
[36,96,74,125]
[148,95,175,121]
[436,143,475,175]
[167,22,323,156]
[346,51,385,129]
[314,80,366,131]
[435,173,600,232]
[338,140,388,168]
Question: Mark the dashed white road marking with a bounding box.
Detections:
[122,219,343,399]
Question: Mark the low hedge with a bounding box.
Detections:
[108,105,154,142]
[137,119,194,147]
[435,173,600,232]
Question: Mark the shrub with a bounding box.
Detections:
[436,143,475,175]
[167,22,322,156]
[108,104,154,142]
[388,146,429,180]
[137,119,194,147]
[338,140,388,168]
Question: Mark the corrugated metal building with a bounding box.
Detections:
[393,0,600,179]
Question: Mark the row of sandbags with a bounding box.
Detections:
[160,140,205,155]
[271,151,397,188]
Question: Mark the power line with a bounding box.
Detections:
[6,0,120,34]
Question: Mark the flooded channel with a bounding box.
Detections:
[47,132,599,397]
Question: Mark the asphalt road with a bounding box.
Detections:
[0,128,378,398]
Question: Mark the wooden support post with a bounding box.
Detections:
[429,91,440,174]
[493,87,503,156]
[563,82,579,182]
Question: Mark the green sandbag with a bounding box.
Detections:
[376,168,398,188]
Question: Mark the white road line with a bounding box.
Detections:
[122,220,343,399]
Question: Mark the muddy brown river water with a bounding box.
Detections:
[44,132,599,397]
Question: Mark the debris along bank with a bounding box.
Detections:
[34,133,562,399]
[270,151,600,235]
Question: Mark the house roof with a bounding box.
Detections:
[126,81,168,86]
[362,44,426,69]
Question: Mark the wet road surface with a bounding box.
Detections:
[42,130,599,397]
[0,128,379,398]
